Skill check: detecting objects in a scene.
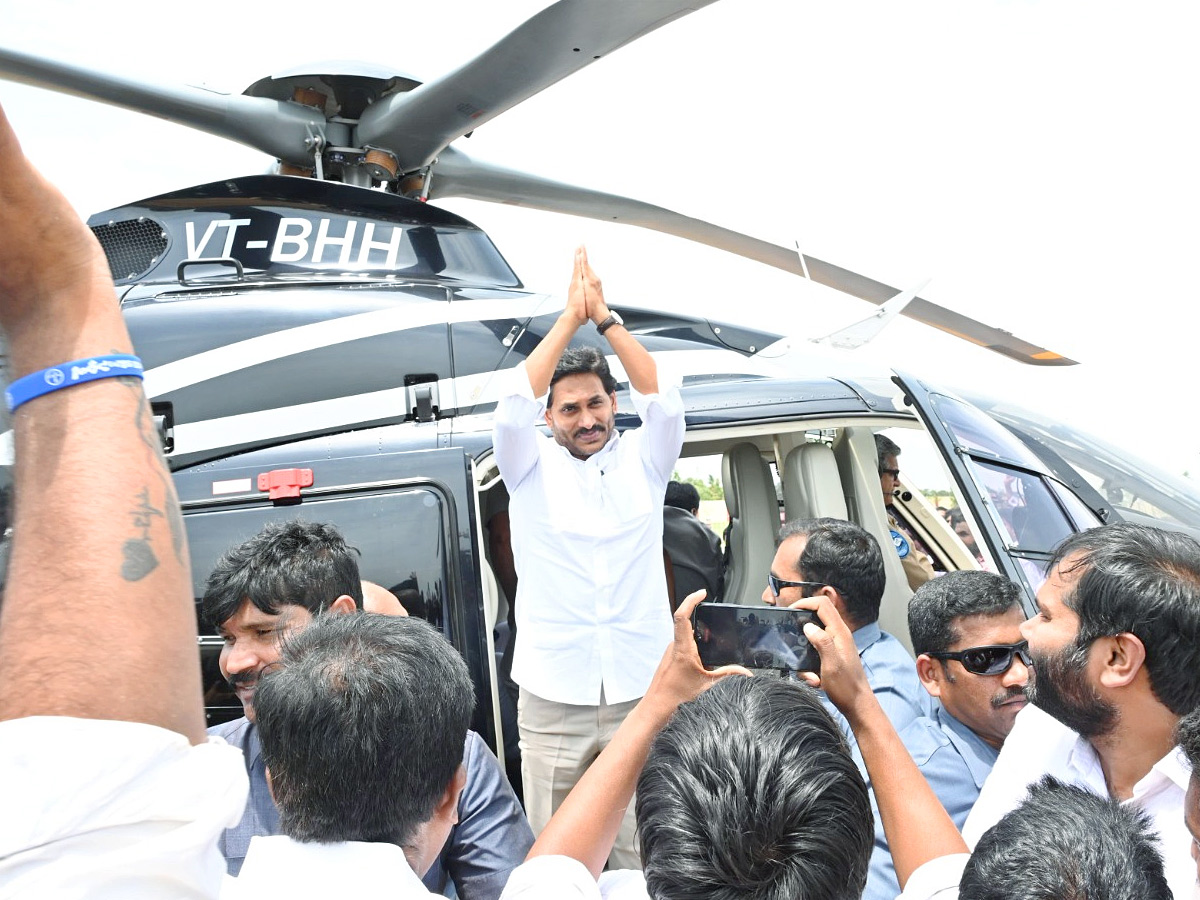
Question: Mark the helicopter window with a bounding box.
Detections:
[969,459,1076,557]
[1049,480,1105,532]
[186,487,452,726]
[974,400,1200,529]
[928,393,1046,471]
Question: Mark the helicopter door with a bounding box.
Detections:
[182,447,498,752]
[892,371,1104,607]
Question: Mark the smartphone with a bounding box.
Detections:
[692,602,821,674]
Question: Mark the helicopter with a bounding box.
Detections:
[2,0,1198,759]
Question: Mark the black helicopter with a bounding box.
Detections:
[2,1,1197,755]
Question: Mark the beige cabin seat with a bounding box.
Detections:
[832,427,915,655]
[782,443,849,522]
[721,443,780,607]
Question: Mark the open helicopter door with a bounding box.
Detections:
[179,446,501,755]
[891,371,1106,609]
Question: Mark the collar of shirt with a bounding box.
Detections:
[547,426,621,467]
[234,835,430,895]
[852,621,883,655]
[933,702,1001,790]
[1065,733,1191,800]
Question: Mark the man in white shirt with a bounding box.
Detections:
[493,246,684,867]
[775,595,1171,900]
[963,522,1200,900]
[224,612,476,898]
[0,101,246,898]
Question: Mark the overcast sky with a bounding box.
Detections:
[3,0,1198,480]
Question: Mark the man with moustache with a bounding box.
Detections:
[863,571,1030,900]
[493,247,684,867]
[963,522,1200,900]
[204,520,532,899]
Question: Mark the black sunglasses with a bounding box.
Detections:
[767,574,833,598]
[879,467,900,478]
[928,641,1032,676]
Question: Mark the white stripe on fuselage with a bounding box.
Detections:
[142,292,557,397]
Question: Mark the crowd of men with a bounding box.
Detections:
[1,99,1200,900]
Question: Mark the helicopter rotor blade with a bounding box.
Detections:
[429,148,1076,366]
[0,46,340,167]
[356,0,718,173]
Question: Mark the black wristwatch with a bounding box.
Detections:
[596,310,624,336]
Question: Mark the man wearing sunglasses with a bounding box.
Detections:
[764,518,931,731]
[863,571,1029,900]
[876,434,936,591]
[963,523,1200,900]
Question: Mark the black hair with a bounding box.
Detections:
[637,677,871,900]
[665,480,701,512]
[200,520,363,630]
[777,518,885,627]
[907,571,1023,656]
[1175,706,1200,772]
[874,433,901,472]
[959,775,1171,900]
[255,612,474,846]
[1048,522,1200,716]
[548,346,618,405]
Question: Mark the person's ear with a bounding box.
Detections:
[329,594,357,616]
[544,408,554,428]
[435,764,468,827]
[916,654,943,697]
[609,391,618,414]
[1098,632,1146,689]
[819,585,851,625]
[265,766,275,803]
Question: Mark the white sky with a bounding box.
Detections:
[3,0,1198,479]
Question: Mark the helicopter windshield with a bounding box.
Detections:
[965,394,1200,529]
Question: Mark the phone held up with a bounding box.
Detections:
[692,602,821,676]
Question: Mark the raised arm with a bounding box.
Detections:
[523,246,590,398]
[523,590,748,877]
[798,596,968,886]
[0,104,204,744]
[580,248,658,396]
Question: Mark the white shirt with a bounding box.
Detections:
[223,835,442,898]
[500,854,963,900]
[963,704,1196,900]
[500,856,647,900]
[895,854,969,900]
[493,362,685,705]
[0,716,248,899]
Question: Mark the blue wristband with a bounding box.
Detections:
[5,354,145,413]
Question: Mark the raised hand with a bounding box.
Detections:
[564,245,590,326]
[577,245,610,326]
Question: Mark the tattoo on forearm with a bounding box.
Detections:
[122,486,163,581]
[113,368,187,579]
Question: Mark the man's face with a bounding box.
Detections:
[925,608,1029,750]
[954,521,979,555]
[545,372,616,460]
[217,599,314,722]
[879,454,900,506]
[763,535,809,606]
[1021,557,1118,738]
